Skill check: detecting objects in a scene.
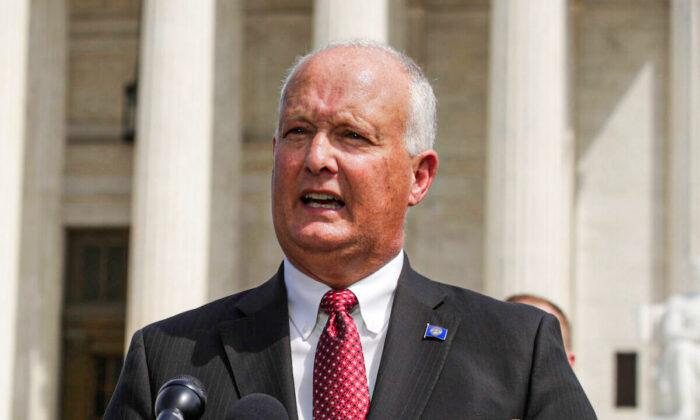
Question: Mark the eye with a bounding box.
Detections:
[344,130,366,141]
[284,127,306,137]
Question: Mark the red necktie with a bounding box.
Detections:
[313,289,370,419]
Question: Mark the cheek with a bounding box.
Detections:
[352,159,410,211]
[274,149,303,181]
[381,157,412,196]
[272,165,297,209]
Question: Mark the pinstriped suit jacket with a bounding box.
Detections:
[105,256,596,419]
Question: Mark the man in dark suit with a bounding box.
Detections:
[106,40,596,419]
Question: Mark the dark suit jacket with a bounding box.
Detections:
[105,257,596,419]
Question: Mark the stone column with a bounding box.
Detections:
[313,0,405,48]
[668,0,700,295]
[0,0,67,418]
[0,2,30,419]
[127,0,242,339]
[485,0,573,311]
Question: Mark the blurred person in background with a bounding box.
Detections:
[507,294,576,368]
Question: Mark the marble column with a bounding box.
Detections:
[0,0,67,419]
[0,2,30,418]
[668,0,700,295]
[313,0,405,48]
[126,0,242,339]
[485,0,573,311]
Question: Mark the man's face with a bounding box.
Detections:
[271,47,431,283]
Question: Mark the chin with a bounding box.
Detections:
[280,226,353,254]
[293,234,349,253]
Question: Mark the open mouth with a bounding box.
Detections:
[300,192,345,209]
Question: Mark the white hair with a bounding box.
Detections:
[276,39,437,156]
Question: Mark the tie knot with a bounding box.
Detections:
[320,289,357,314]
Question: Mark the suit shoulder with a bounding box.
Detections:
[139,279,270,338]
[413,272,548,327]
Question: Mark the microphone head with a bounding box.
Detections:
[226,393,289,420]
[155,375,207,419]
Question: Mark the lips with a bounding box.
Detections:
[300,192,345,209]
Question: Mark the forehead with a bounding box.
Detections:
[281,47,411,116]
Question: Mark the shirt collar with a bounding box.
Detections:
[284,251,404,340]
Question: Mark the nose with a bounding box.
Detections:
[305,132,338,175]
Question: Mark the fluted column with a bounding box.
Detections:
[313,0,405,48]
[485,0,572,311]
[668,0,700,295]
[0,2,30,419]
[127,0,242,338]
[0,1,67,419]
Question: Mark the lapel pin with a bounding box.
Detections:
[423,323,448,341]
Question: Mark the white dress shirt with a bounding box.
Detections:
[284,251,403,420]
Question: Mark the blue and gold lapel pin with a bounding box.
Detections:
[423,323,448,341]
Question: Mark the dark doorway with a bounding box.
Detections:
[60,228,129,419]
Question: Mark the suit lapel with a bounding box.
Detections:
[368,259,460,420]
[217,266,299,420]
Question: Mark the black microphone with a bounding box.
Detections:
[154,375,207,420]
[226,393,289,420]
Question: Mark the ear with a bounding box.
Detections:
[272,136,277,154]
[567,352,576,368]
[408,150,438,207]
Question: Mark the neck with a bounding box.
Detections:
[286,249,402,289]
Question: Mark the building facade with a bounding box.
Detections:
[2,0,699,418]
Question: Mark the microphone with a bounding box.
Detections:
[226,393,289,420]
[154,375,207,420]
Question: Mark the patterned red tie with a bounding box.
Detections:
[313,289,370,420]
